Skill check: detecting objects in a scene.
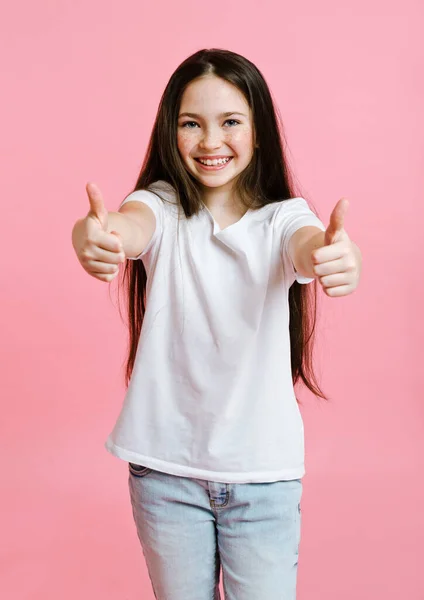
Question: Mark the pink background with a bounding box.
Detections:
[2,1,423,598]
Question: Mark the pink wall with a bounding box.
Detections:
[2,1,423,598]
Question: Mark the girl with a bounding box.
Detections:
[72,49,362,600]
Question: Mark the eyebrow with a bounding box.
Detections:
[178,111,248,119]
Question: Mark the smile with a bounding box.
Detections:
[194,157,233,170]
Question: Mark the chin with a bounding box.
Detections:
[191,170,239,189]
[200,177,234,188]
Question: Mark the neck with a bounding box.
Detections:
[201,182,242,211]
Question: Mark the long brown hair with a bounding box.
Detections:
[116,48,328,403]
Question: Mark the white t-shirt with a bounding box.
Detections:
[105,180,326,483]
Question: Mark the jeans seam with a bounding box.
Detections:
[210,487,230,508]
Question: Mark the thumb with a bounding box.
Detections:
[86,182,108,230]
[325,197,349,245]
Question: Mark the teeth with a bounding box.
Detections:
[198,157,231,166]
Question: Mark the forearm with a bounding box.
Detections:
[298,230,326,278]
[107,211,144,258]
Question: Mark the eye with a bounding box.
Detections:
[181,121,199,128]
[224,119,240,127]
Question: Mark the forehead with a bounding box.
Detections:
[179,75,250,116]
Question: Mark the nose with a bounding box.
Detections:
[199,127,222,151]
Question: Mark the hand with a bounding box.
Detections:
[311,198,362,297]
[71,182,126,282]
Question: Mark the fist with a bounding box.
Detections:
[71,182,125,282]
[312,198,362,297]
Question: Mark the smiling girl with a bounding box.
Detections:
[72,48,362,600]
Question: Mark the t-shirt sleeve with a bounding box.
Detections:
[119,189,164,260]
[276,197,326,285]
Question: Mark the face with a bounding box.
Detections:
[177,75,254,192]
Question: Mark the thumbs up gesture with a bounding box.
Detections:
[71,182,126,282]
[311,198,362,297]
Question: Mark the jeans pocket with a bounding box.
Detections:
[128,462,153,478]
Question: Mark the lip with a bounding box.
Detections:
[194,155,233,160]
[194,156,233,171]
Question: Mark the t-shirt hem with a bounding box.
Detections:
[105,438,305,484]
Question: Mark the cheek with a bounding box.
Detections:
[177,131,195,157]
[226,128,254,155]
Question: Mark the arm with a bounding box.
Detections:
[288,226,325,279]
[72,183,157,283]
[289,221,362,295]
[109,201,156,259]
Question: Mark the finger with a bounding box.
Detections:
[88,247,126,264]
[80,231,125,266]
[324,284,353,298]
[91,270,120,283]
[87,260,122,274]
[313,256,347,277]
[93,230,124,253]
[79,246,125,267]
[86,182,108,229]
[110,230,123,246]
[312,241,347,265]
[110,230,124,253]
[331,198,349,230]
[318,272,351,288]
[325,198,349,244]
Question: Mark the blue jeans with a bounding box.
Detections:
[128,462,303,600]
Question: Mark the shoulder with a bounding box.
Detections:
[274,197,312,216]
[120,180,179,219]
[147,180,178,205]
[271,197,325,246]
[251,197,313,224]
[121,180,176,204]
[252,197,325,243]
[271,196,322,225]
